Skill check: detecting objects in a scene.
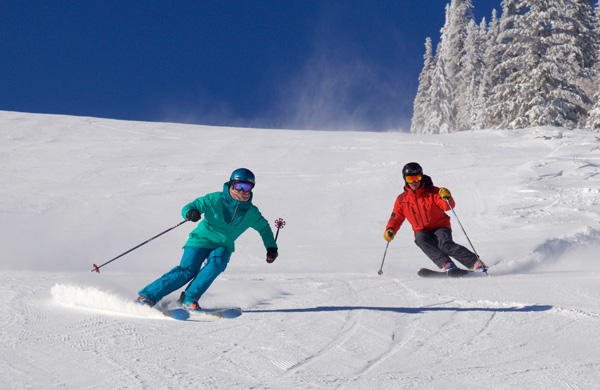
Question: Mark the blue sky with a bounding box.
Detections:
[1,1,499,132]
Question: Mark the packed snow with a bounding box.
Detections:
[1,110,600,389]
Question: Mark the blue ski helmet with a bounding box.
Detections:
[230,168,255,187]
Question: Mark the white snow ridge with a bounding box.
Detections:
[50,284,166,320]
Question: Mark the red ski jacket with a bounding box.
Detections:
[386,175,455,235]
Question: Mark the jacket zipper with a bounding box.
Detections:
[229,203,239,225]
[413,190,427,228]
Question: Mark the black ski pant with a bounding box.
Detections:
[414,227,477,269]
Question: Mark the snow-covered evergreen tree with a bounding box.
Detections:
[478,8,500,129]
[487,0,590,129]
[412,0,473,133]
[456,18,487,130]
[410,38,435,133]
[558,0,596,72]
[438,0,474,85]
[411,0,599,132]
[587,100,600,131]
[586,1,600,131]
[485,0,528,128]
[421,50,454,134]
[547,0,595,128]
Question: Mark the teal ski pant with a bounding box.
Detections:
[138,246,231,305]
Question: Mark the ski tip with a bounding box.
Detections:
[164,308,190,321]
[200,308,243,319]
[183,307,243,319]
[417,268,447,277]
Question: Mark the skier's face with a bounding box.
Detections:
[407,179,422,191]
[230,186,251,202]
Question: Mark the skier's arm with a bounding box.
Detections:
[181,194,210,220]
[385,196,405,232]
[251,211,278,250]
[435,187,455,210]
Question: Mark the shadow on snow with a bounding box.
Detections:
[246,305,553,314]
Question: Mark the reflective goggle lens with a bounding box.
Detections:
[232,181,253,192]
[405,174,422,183]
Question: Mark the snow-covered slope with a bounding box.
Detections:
[1,111,600,389]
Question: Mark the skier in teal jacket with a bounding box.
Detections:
[136,168,278,310]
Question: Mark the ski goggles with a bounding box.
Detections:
[405,174,422,184]
[232,180,253,192]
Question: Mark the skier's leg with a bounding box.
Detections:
[182,247,232,301]
[434,227,478,268]
[414,230,452,269]
[138,246,210,305]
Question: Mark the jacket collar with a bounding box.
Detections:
[403,174,433,195]
[222,183,253,205]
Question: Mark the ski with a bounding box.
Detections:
[418,268,449,277]
[417,267,474,278]
[161,308,191,321]
[190,307,242,319]
[183,308,242,319]
[160,307,242,320]
[170,292,242,319]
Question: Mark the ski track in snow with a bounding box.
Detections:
[2,112,600,389]
[41,274,600,389]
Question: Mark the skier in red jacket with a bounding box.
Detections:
[384,162,486,272]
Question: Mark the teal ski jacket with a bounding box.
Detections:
[181,183,277,253]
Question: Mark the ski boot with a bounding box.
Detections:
[181,295,201,311]
[443,260,457,272]
[135,295,154,307]
[472,260,488,272]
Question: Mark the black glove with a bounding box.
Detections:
[186,209,201,222]
[266,247,278,263]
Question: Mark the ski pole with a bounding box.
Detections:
[91,220,188,274]
[377,242,389,275]
[444,198,486,273]
[266,218,285,263]
[274,218,286,241]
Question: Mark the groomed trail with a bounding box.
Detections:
[2,270,599,389]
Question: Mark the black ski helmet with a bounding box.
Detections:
[402,162,423,179]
